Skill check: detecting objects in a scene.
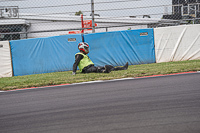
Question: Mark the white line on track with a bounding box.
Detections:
[71,80,104,85]
[71,78,134,85]
[104,77,135,82]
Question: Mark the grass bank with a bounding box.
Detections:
[0,60,200,91]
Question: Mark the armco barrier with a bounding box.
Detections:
[10,29,155,76]
[84,29,156,67]
[154,24,200,63]
[0,41,13,78]
[10,35,82,76]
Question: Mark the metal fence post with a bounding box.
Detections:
[91,0,95,33]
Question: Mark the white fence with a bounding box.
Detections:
[0,41,13,78]
[154,24,200,63]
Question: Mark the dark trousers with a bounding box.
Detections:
[82,65,105,73]
[82,64,126,73]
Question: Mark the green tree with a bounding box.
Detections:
[75,11,83,16]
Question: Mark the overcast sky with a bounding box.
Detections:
[0,0,172,18]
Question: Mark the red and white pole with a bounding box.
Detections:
[81,14,84,34]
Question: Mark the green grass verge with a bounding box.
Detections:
[0,60,200,91]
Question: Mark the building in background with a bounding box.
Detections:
[0,14,180,40]
[163,0,200,24]
[0,19,30,41]
[0,5,179,40]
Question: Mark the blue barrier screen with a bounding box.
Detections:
[10,35,82,76]
[10,29,155,76]
[84,29,156,67]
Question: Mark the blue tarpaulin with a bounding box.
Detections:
[10,29,155,76]
[10,35,82,76]
[84,29,155,67]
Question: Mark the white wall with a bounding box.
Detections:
[26,20,148,38]
[154,24,200,63]
[0,41,13,78]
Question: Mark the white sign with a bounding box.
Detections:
[0,6,19,18]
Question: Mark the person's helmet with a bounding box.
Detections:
[78,42,89,54]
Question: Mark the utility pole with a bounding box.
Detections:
[91,0,95,33]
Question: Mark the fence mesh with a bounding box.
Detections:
[0,0,200,40]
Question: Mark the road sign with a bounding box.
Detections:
[68,15,97,34]
[83,20,97,30]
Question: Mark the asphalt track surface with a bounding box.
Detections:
[0,73,200,133]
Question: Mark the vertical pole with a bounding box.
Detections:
[91,0,95,33]
[81,14,84,42]
[81,14,84,34]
